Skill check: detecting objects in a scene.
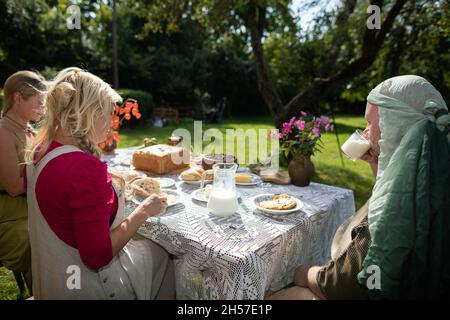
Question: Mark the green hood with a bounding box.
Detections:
[367,75,449,180]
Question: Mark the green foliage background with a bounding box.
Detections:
[0,0,448,116]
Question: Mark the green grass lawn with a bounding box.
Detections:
[0,114,374,300]
[0,267,28,300]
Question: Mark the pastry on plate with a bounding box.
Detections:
[259,194,297,210]
[273,194,293,201]
[180,167,203,181]
[235,173,252,184]
[126,178,178,206]
[203,170,214,181]
[120,171,144,183]
[191,166,205,175]
[130,177,161,197]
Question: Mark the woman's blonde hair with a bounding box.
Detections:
[1,70,47,118]
[26,67,121,162]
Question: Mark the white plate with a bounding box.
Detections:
[110,168,147,182]
[192,188,241,203]
[179,177,213,186]
[236,173,262,186]
[154,178,176,189]
[160,189,182,207]
[252,193,303,215]
[126,189,182,210]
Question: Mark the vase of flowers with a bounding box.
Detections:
[99,99,141,154]
[277,112,334,187]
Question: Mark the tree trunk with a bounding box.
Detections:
[240,4,284,125]
[112,0,119,89]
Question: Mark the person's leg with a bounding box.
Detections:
[23,264,33,295]
[155,257,175,300]
[148,241,176,300]
[267,286,320,300]
[0,219,32,293]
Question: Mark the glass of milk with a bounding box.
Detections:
[341,130,371,161]
[207,163,238,217]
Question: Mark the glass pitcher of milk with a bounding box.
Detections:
[207,163,238,217]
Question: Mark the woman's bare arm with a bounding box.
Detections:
[110,209,148,256]
[110,193,167,256]
[0,128,25,196]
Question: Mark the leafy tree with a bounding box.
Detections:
[130,0,411,127]
[1,0,447,122]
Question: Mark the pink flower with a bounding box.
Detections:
[296,120,306,130]
[312,127,320,138]
[311,117,319,128]
[290,116,296,122]
[283,122,292,134]
[325,123,334,132]
[288,116,296,127]
[301,111,307,117]
[278,132,284,139]
[319,115,330,127]
[269,129,278,137]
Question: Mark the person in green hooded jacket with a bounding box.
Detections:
[269,75,450,300]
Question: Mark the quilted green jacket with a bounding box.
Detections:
[358,118,450,299]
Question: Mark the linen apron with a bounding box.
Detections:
[27,145,171,300]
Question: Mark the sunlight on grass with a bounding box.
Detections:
[0,268,21,300]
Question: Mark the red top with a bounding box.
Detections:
[26,141,118,270]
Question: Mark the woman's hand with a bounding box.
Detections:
[137,193,168,218]
[111,193,168,256]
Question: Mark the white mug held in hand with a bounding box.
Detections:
[341,130,371,161]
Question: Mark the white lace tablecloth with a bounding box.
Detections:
[103,147,355,300]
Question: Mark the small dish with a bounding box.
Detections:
[126,189,182,210]
[236,173,262,186]
[252,193,303,215]
[160,189,182,207]
[154,177,176,189]
[179,177,213,186]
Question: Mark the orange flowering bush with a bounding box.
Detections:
[99,99,141,152]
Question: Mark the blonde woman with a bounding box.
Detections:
[25,67,175,299]
[0,70,46,291]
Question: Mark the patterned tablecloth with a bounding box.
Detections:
[102,147,355,300]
